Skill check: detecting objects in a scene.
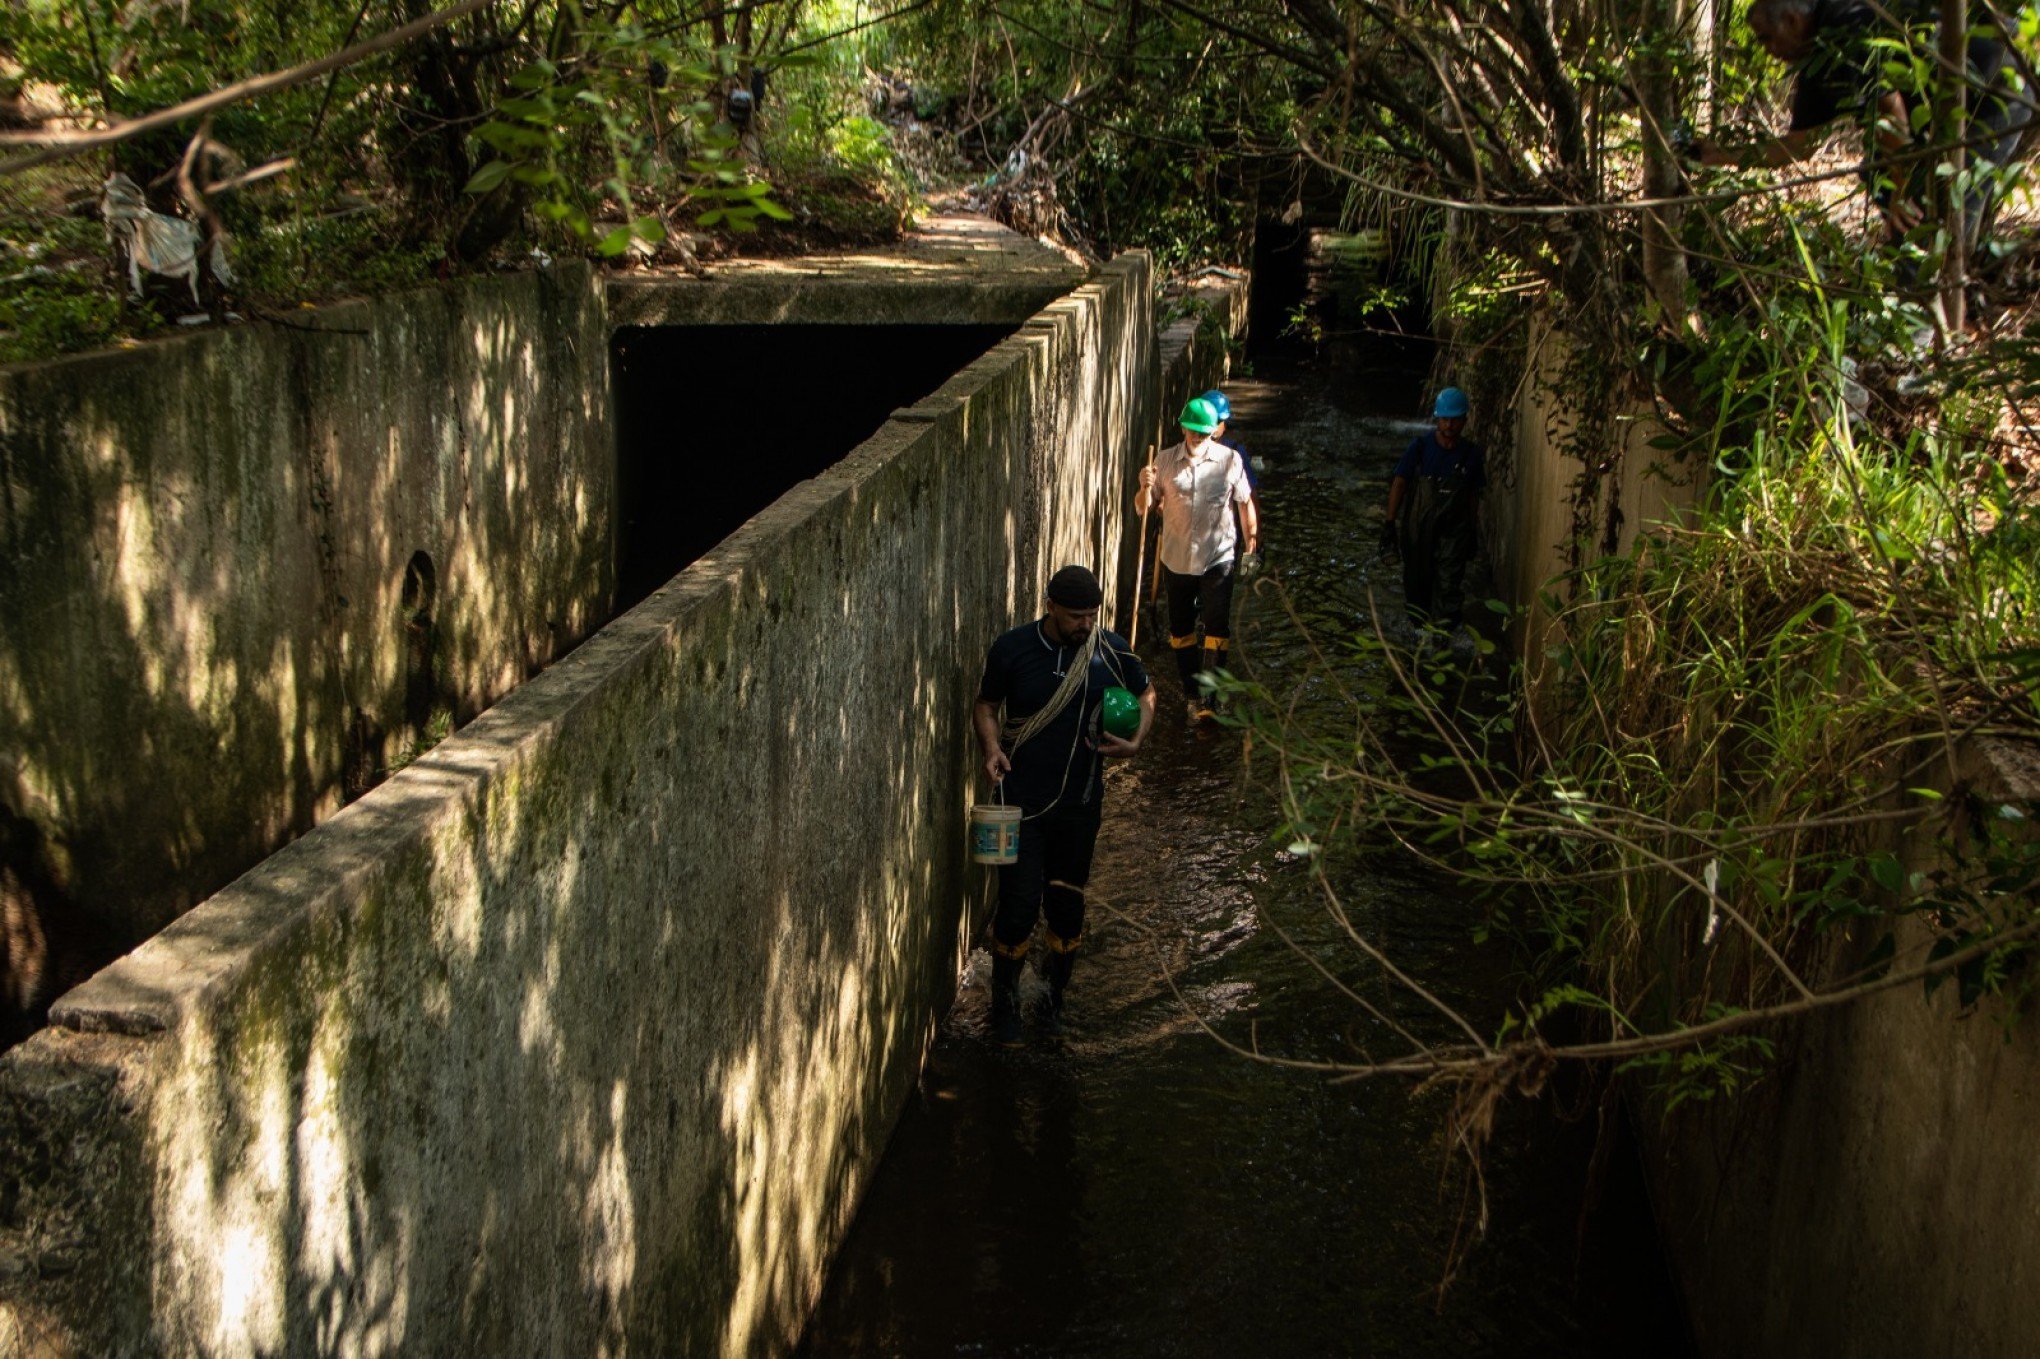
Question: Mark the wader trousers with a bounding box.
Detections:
[1399,477,1477,625]
[1164,560,1237,692]
[991,799,1101,959]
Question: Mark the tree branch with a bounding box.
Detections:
[0,0,500,177]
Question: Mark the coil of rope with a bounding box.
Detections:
[1000,623,1104,752]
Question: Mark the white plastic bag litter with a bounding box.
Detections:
[100,173,234,306]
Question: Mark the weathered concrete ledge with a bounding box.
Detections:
[606,216,1088,327]
[0,252,1157,1355]
[1640,733,2040,1359]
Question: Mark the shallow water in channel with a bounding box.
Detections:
[797,340,1693,1358]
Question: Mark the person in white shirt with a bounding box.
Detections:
[1140,397,1261,721]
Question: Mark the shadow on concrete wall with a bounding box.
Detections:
[0,257,1158,1356]
[0,267,614,1049]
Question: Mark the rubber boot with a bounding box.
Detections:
[1198,642,1227,719]
[989,953,1025,1048]
[1041,948,1077,1034]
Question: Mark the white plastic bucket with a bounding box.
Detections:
[969,802,1022,865]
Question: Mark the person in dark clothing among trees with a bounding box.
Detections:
[974,565,1154,1046]
[1695,0,2033,259]
[1384,387,1485,648]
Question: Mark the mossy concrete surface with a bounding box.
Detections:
[0,264,616,1044]
[0,253,1157,1355]
[0,214,1089,1052]
[607,215,1089,327]
[1637,735,2040,1359]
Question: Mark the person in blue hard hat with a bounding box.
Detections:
[1142,397,1259,721]
[1385,387,1485,639]
[1201,387,1263,567]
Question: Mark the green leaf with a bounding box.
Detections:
[463,160,512,194]
[696,208,726,227]
[755,198,794,221]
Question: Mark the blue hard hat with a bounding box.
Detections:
[1432,387,1469,419]
[1199,389,1232,422]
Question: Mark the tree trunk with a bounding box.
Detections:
[1937,0,1969,336]
[1639,0,1692,330]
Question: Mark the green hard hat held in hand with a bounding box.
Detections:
[1100,685,1142,739]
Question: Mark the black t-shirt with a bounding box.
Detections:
[978,621,1150,813]
[1789,0,2008,134]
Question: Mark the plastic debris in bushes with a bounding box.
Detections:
[100,173,234,306]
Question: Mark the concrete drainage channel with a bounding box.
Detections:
[0,222,1187,1354]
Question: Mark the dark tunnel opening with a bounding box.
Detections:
[1247,213,1311,358]
[610,323,1016,609]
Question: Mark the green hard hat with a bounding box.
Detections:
[1178,397,1220,434]
[1100,685,1141,739]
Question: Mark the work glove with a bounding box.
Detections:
[1376,516,1400,563]
[1238,551,1263,580]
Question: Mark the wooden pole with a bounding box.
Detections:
[1128,444,1157,648]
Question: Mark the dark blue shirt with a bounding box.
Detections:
[1393,431,1486,491]
[978,622,1150,812]
[1218,435,1259,491]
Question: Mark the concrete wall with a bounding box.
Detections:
[0,265,616,1043]
[1110,279,1246,628]
[1482,314,1703,662]
[0,253,1156,1356]
[1640,736,2040,1359]
[1491,319,2040,1357]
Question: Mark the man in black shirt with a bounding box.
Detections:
[973,565,1154,1045]
[1696,0,2032,256]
